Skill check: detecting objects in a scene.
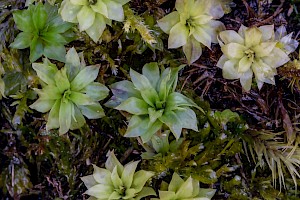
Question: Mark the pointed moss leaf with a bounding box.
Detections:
[70,105,86,130]
[148,107,163,124]
[168,173,184,192]
[115,97,149,115]
[140,120,163,143]
[158,191,176,199]
[70,91,94,106]
[176,177,194,198]
[29,99,56,113]
[123,188,136,199]
[105,151,124,175]
[111,166,123,188]
[13,9,34,32]
[32,62,58,85]
[58,99,72,134]
[183,36,202,64]
[130,68,159,107]
[92,165,112,185]
[132,170,154,193]
[81,82,109,101]
[105,80,141,108]
[78,103,105,119]
[81,175,97,189]
[32,3,48,30]
[160,111,182,139]
[158,69,171,102]
[124,115,163,142]
[109,191,122,199]
[174,108,198,131]
[44,44,66,62]
[77,6,95,31]
[105,0,124,21]
[142,62,160,89]
[197,188,216,199]
[125,115,149,137]
[46,99,60,130]
[47,13,74,33]
[191,179,200,197]
[35,86,61,100]
[54,68,70,93]
[121,161,139,189]
[41,32,67,45]
[135,187,156,200]
[30,36,44,62]
[65,48,82,81]
[9,32,33,49]
[71,66,99,91]
[90,1,108,17]
[166,92,198,109]
[85,184,114,199]
[86,13,106,43]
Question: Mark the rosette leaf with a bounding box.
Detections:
[59,0,130,43]
[274,25,299,55]
[30,47,109,134]
[157,0,225,64]
[81,150,156,200]
[105,62,203,143]
[217,25,290,91]
[10,3,75,62]
[151,172,216,200]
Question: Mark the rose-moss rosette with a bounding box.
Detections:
[274,25,299,55]
[151,172,216,200]
[30,47,109,134]
[81,151,156,200]
[59,0,130,43]
[157,0,225,64]
[105,62,203,143]
[217,25,290,91]
[10,3,75,62]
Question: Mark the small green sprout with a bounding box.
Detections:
[59,0,130,43]
[30,47,109,134]
[152,172,216,200]
[81,150,156,199]
[105,62,202,143]
[217,25,290,91]
[10,3,74,62]
[157,0,225,64]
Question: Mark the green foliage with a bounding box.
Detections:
[217,25,294,91]
[157,0,225,64]
[141,108,247,187]
[81,150,156,199]
[106,62,202,142]
[152,172,216,200]
[245,130,300,191]
[10,3,75,62]
[59,0,130,43]
[1,0,300,199]
[30,47,109,134]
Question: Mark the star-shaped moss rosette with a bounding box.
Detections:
[59,0,130,43]
[10,3,75,62]
[81,150,156,200]
[151,172,216,200]
[29,47,109,134]
[217,25,290,91]
[105,62,203,143]
[157,0,225,64]
[274,25,299,55]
